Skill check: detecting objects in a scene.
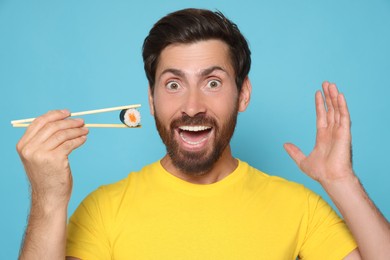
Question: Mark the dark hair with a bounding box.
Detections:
[142,8,251,93]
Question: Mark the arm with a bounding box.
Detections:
[284,82,390,259]
[17,110,88,260]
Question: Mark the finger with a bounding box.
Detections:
[28,118,85,148]
[56,135,88,156]
[338,93,351,129]
[283,143,306,168]
[42,126,89,151]
[322,81,335,125]
[18,110,71,148]
[328,83,341,125]
[315,90,327,129]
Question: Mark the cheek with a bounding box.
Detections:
[214,89,238,110]
[207,95,238,120]
[153,93,180,122]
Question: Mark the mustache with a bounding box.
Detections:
[170,113,218,128]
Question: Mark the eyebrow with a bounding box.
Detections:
[159,68,185,78]
[159,66,228,79]
[200,66,227,76]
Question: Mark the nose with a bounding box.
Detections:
[181,88,206,117]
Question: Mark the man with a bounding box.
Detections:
[17,8,389,259]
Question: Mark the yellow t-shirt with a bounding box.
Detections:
[66,160,357,259]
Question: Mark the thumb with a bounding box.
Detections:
[283,143,306,168]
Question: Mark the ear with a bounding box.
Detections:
[238,77,252,112]
[148,86,155,116]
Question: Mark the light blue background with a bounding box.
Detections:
[1,0,389,258]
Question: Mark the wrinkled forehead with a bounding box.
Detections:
[155,40,235,79]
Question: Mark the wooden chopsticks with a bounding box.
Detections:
[11,104,141,128]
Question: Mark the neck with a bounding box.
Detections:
[160,145,238,184]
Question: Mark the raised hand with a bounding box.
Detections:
[284,82,390,259]
[284,81,354,185]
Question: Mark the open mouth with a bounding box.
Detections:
[178,125,213,145]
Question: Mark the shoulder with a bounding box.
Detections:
[240,160,311,197]
[241,161,344,220]
[238,160,327,214]
[85,161,160,203]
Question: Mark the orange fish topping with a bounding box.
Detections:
[128,113,137,122]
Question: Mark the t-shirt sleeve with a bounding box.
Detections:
[66,187,112,259]
[299,189,358,259]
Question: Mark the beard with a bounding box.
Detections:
[154,102,239,176]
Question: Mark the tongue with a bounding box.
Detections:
[181,130,210,143]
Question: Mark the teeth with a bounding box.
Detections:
[179,125,211,132]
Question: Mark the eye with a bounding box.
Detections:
[166,81,181,91]
[207,80,221,89]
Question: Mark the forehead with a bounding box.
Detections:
[156,40,234,76]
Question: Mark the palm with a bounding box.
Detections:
[284,82,354,184]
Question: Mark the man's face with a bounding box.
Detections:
[149,40,247,176]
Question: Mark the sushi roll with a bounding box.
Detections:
[119,108,141,127]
